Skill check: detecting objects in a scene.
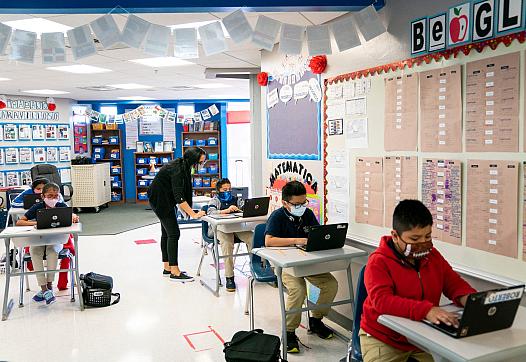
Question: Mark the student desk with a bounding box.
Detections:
[253,245,367,361]
[1,223,84,321]
[378,304,526,362]
[200,215,268,296]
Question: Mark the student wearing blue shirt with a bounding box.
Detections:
[265,181,338,353]
[17,183,79,305]
[11,177,49,208]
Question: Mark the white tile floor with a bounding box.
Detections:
[0,223,349,362]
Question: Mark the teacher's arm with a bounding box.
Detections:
[178,201,205,219]
[171,169,204,219]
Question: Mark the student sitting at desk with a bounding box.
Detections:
[360,199,476,362]
[11,177,49,208]
[16,182,79,305]
[206,178,253,292]
[265,181,338,354]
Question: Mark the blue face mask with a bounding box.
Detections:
[289,205,307,217]
[218,191,232,202]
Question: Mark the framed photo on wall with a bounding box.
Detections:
[59,147,71,162]
[5,148,19,164]
[19,148,33,163]
[46,125,57,140]
[20,171,32,186]
[6,171,19,187]
[18,124,32,140]
[46,147,58,162]
[32,124,45,140]
[58,125,70,139]
[3,124,18,141]
[34,147,46,163]
[0,148,4,165]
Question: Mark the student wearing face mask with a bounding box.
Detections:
[264,181,338,354]
[206,178,253,292]
[360,199,476,362]
[148,147,207,282]
[16,182,80,305]
[11,177,49,208]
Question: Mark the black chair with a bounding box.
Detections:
[30,164,73,202]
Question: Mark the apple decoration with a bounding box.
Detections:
[0,95,6,109]
[450,7,468,43]
[309,55,328,74]
[46,97,56,111]
[257,72,269,86]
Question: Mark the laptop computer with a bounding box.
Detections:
[233,197,270,218]
[23,194,43,209]
[423,284,525,338]
[297,223,348,252]
[36,207,73,229]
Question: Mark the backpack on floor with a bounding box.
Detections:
[80,272,120,307]
[223,329,284,362]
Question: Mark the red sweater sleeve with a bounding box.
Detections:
[365,257,434,321]
[439,254,477,306]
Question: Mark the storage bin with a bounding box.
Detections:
[138,192,149,200]
[138,180,149,187]
[92,137,103,144]
[193,177,203,187]
[202,177,211,187]
[161,157,170,164]
[93,153,104,160]
[207,137,218,146]
[111,176,120,182]
[196,139,206,146]
[208,153,218,160]
[198,167,208,175]
[106,124,118,130]
[111,166,121,175]
[111,193,122,202]
[183,139,194,146]
[93,147,104,154]
[92,123,104,130]
[209,164,218,174]
[148,157,158,165]
[137,158,147,164]
[110,152,120,159]
[137,168,148,175]
[109,136,119,144]
[112,181,122,188]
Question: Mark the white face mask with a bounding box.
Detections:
[44,198,58,208]
[289,205,307,217]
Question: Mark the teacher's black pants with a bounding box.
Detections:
[158,208,181,266]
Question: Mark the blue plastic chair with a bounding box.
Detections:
[350,265,367,362]
[245,223,277,329]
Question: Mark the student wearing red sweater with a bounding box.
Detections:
[360,199,476,362]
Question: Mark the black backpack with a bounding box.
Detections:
[224,329,284,362]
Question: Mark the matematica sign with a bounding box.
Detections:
[411,0,524,56]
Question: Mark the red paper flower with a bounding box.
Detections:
[309,55,327,74]
[257,72,268,86]
[0,95,6,109]
[47,97,56,111]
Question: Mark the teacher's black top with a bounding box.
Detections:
[148,158,193,218]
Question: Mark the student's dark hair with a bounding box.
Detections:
[281,181,306,202]
[42,182,60,195]
[31,177,49,190]
[183,147,206,166]
[216,178,231,191]
[392,199,433,235]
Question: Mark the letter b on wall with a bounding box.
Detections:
[411,18,427,55]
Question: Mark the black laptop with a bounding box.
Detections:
[423,285,525,338]
[23,194,43,209]
[36,207,73,229]
[234,197,270,218]
[297,223,348,252]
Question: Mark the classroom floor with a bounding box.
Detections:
[0,222,350,362]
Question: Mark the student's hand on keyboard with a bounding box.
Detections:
[225,205,240,213]
[295,238,308,245]
[72,214,80,223]
[425,306,460,328]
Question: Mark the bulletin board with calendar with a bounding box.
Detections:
[0,98,72,188]
[323,43,526,284]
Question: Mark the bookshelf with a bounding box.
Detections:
[134,152,173,203]
[182,130,221,197]
[91,124,125,203]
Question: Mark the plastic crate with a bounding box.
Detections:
[138,180,149,187]
[137,168,147,175]
[111,176,120,182]
[112,181,122,188]
[183,139,194,146]
[138,192,149,200]
[92,123,104,130]
[193,177,203,187]
[106,124,118,130]
[93,153,104,160]
[202,177,211,187]
[161,157,170,164]
[196,139,206,146]
[137,158,147,164]
[198,167,208,175]
[109,136,119,144]
[207,137,218,146]
[209,164,218,174]
[93,147,104,154]
[208,153,218,160]
[110,152,120,159]
[111,166,121,175]
[111,193,122,202]
[92,137,103,144]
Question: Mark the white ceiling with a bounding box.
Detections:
[0,11,347,101]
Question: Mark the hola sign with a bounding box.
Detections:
[411,0,524,56]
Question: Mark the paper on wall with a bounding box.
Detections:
[345,97,367,116]
[327,150,348,168]
[125,118,139,150]
[267,88,279,108]
[328,200,349,224]
[346,118,368,149]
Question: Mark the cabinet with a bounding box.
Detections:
[134,152,174,203]
[71,163,111,210]
[91,124,125,203]
[182,131,221,196]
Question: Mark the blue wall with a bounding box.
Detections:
[79,99,244,200]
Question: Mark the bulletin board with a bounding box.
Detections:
[323,38,526,284]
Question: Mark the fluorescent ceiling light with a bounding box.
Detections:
[117,96,155,101]
[170,21,230,39]
[0,77,11,81]
[2,18,72,38]
[195,83,232,89]
[129,57,193,68]
[47,65,112,74]
[109,83,153,90]
[22,89,70,95]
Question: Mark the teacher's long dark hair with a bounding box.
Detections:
[148,147,206,282]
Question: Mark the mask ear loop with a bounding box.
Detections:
[403,242,412,257]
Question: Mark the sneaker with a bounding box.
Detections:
[163,269,171,277]
[33,291,46,303]
[286,332,300,353]
[225,277,236,292]
[309,317,334,339]
[169,272,194,282]
[43,290,56,305]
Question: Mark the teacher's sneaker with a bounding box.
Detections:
[169,272,194,282]
[162,269,171,277]
[33,291,46,303]
[43,290,56,305]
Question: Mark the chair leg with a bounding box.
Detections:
[18,251,24,307]
[244,276,252,315]
[69,256,75,302]
[249,278,255,330]
[196,244,207,277]
[25,273,30,292]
